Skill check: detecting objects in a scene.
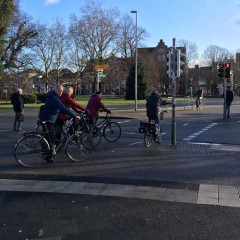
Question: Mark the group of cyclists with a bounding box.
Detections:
[39,84,111,162]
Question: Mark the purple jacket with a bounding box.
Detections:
[86,94,108,117]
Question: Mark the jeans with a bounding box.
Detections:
[14,111,23,131]
[148,117,161,138]
[226,101,232,118]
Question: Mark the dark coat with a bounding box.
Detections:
[39,90,76,123]
[10,92,24,112]
[226,89,234,103]
[86,94,108,118]
[146,92,161,118]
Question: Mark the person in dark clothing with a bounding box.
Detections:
[195,89,203,109]
[86,91,111,126]
[39,84,80,162]
[226,86,234,119]
[146,91,162,143]
[10,88,24,131]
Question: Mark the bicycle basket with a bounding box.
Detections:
[139,121,148,133]
[139,121,155,134]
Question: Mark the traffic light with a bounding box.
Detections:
[218,63,224,78]
[176,49,185,77]
[166,51,173,78]
[225,63,230,78]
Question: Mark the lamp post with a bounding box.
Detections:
[131,10,138,111]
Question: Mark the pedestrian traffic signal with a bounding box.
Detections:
[176,49,185,77]
[218,63,224,78]
[225,63,230,78]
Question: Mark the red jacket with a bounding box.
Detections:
[59,92,85,121]
[86,94,108,118]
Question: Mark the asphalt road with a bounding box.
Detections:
[1,99,240,240]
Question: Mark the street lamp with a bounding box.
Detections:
[131,10,138,111]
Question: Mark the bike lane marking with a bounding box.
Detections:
[182,123,218,142]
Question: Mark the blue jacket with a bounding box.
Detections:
[39,90,76,123]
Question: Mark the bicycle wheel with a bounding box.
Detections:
[103,122,121,142]
[144,131,153,148]
[14,134,50,168]
[91,126,102,148]
[65,132,92,162]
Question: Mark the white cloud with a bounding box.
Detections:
[45,0,61,6]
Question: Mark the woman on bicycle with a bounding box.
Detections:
[86,91,111,126]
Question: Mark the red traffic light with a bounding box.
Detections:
[225,63,230,69]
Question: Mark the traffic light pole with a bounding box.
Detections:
[223,57,227,120]
[171,38,176,146]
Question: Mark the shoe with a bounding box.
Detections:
[227,116,230,119]
[154,138,161,144]
[44,156,54,163]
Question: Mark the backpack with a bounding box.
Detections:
[38,104,45,118]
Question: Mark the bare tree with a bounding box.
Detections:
[50,19,71,83]
[69,0,120,66]
[177,39,198,67]
[23,21,54,91]
[201,45,234,66]
[23,19,70,90]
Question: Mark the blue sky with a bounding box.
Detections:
[19,0,240,57]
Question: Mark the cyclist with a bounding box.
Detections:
[39,84,80,162]
[54,86,87,144]
[146,91,163,143]
[86,91,111,127]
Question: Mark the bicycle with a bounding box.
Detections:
[192,96,203,110]
[139,110,167,148]
[77,111,122,148]
[14,120,92,168]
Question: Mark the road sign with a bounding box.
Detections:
[98,74,106,77]
[95,64,109,70]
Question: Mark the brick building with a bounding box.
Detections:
[138,39,186,95]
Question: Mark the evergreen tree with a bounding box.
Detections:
[126,62,151,100]
[0,0,16,74]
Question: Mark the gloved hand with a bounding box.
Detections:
[84,109,90,115]
[106,110,111,114]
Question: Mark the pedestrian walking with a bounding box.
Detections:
[226,86,234,119]
[10,88,24,131]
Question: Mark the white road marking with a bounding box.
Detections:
[182,123,189,127]
[129,141,142,146]
[183,123,218,142]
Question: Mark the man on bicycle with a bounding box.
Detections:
[39,84,80,162]
[146,91,163,143]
